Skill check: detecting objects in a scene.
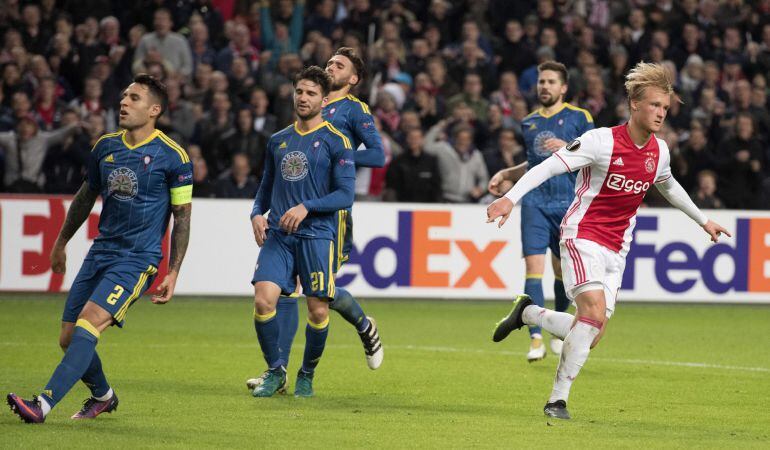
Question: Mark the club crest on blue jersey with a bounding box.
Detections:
[533,130,558,157]
[281,151,309,181]
[107,167,139,201]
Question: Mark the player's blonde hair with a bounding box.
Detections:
[624,62,681,104]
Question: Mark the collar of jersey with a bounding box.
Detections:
[325,94,349,106]
[121,129,161,150]
[294,121,327,136]
[536,103,567,119]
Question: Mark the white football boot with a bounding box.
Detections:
[526,335,546,362]
[358,316,383,369]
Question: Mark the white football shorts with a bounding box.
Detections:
[559,238,626,318]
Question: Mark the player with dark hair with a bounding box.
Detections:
[247,48,384,393]
[249,66,356,397]
[488,61,593,361]
[7,74,193,423]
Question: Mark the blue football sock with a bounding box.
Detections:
[525,276,545,337]
[301,318,329,374]
[254,309,283,369]
[40,320,99,409]
[554,277,570,313]
[276,295,299,365]
[81,351,110,398]
[330,288,369,332]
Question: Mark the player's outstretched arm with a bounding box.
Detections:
[50,181,99,274]
[488,162,529,196]
[152,203,191,304]
[487,155,568,227]
[654,177,732,243]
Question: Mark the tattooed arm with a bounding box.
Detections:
[151,203,192,304]
[50,182,99,274]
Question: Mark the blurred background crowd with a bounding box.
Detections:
[1,0,769,209]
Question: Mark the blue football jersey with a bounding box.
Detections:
[87,129,193,265]
[520,103,594,207]
[323,94,384,168]
[252,121,356,240]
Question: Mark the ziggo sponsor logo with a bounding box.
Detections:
[336,211,507,289]
[623,216,770,293]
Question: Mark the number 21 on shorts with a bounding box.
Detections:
[310,272,324,292]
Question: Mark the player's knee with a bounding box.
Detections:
[306,299,329,324]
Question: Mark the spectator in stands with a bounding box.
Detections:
[0,92,35,132]
[157,77,196,143]
[717,113,764,209]
[189,20,216,71]
[482,128,525,178]
[194,91,234,176]
[34,76,67,131]
[215,23,259,75]
[384,127,442,203]
[218,107,266,180]
[43,110,95,194]
[189,144,216,198]
[248,87,278,140]
[260,0,305,68]
[133,8,193,78]
[215,152,259,198]
[0,114,80,192]
[690,169,724,209]
[425,121,489,203]
[447,73,489,123]
[68,76,116,132]
[497,20,536,76]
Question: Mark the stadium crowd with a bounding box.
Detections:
[1,0,769,209]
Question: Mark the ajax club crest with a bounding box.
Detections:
[107,167,139,200]
[644,157,656,173]
[281,151,309,181]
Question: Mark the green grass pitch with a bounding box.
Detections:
[1,295,769,448]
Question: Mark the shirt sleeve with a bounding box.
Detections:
[303,137,356,213]
[503,155,570,205]
[351,104,385,168]
[552,128,602,173]
[654,140,672,184]
[86,140,103,192]
[579,109,595,135]
[251,138,275,218]
[655,176,708,226]
[168,157,194,205]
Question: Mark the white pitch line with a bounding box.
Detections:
[1,341,768,374]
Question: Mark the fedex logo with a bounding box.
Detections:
[0,197,169,292]
[623,216,770,293]
[336,211,507,289]
[606,173,650,194]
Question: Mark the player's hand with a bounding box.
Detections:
[488,171,513,197]
[486,197,514,228]
[280,204,309,234]
[252,215,269,247]
[702,220,731,243]
[50,241,67,274]
[151,273,177,304]
[543,138,567,152]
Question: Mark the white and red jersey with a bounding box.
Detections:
[553,124,672,256]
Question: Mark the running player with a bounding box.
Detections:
[249,66,356,397]
[487,62,730,420]
[488,61,593,361]
[7,74,193,423]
